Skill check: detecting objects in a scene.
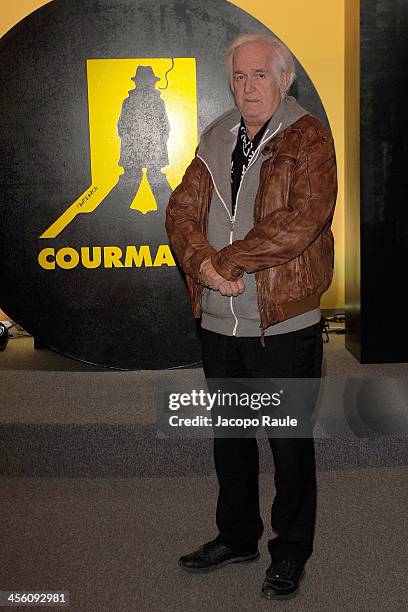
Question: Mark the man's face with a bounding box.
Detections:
[232,42,285,130]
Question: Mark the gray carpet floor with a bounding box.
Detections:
[1,330,408,610]
[1,466,408,612]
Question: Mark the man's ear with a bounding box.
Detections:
[280,71,291,96]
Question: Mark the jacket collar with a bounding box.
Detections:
[197,96,309,211]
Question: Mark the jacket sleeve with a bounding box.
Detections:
[211,129,338,281]
[165,154,217,282]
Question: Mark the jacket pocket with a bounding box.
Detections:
[201,287,232,319]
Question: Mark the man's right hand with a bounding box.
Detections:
[218,278,245,297]
[199,258,245,297]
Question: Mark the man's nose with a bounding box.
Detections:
[244,76,254,93]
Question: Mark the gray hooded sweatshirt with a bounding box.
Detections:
[196,96,321,337]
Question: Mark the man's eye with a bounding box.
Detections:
[235,75,244,81]
[256,73,265,78]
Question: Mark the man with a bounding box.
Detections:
[166,33,337,600]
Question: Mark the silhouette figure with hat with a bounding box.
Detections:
[117,65,171,208]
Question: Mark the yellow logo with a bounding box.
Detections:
[38,58,197,269]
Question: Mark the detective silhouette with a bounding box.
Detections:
[117,65,172,207]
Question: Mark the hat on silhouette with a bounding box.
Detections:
[131,65,160,85]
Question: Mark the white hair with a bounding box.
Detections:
[224,33,296,93]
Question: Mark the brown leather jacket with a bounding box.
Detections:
[166,114,337,338]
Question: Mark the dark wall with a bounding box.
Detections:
[346,0,408,363]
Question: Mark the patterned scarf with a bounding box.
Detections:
[230,116,270,217]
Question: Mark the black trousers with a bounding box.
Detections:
[201,319,323,564]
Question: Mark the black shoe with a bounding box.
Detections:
[179,537,260,573]
[261,559,306,600]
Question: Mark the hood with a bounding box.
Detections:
[197,95,309,212]
[198,95,309,160]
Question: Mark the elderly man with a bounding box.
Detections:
[166,34,337,600]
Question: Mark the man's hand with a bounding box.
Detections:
[218,278,245,297]
[199,258,245,297]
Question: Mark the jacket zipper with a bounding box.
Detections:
[230,122,282,336]
[196,122,282,338]
[196,154,240,335]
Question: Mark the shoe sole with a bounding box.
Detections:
[260,569,305,600]
[179,551,260,573]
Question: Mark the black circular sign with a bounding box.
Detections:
[0,0,329,369]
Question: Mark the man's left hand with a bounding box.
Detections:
[199,258,245,296]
